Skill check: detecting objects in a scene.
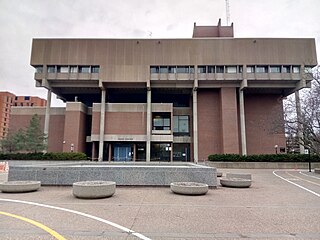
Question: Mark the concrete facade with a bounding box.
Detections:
[8,22,318,161]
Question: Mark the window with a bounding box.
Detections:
[208,66,215,73]
[282,66,290,73]
[15,96,18,100]
[239,66,243,73]
[173,116,189,135]
[153,113,171,130]
[168,66,176,73]
[47,66,55,73]
[70,66,78,73]
[304,66,313,73]
[216,66,224,73]
[292,66,300,73]
[256,66,268,73]
[91,66,100,73]
[176,66,189,73]
[79,66,90,73]
[160,66,168,73]
[226,66,237,73]
[24,96,30,101]
[57,66,69,73]
[151,143,171,161]
[270,66,281,73]
[247,66,255,73]
[150,66,159,73]
[173,143,190,161]
[198,66,206,73]
[189,66,194,73]
[35,66,43,73]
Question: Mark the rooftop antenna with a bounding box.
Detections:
[225,0,230,25]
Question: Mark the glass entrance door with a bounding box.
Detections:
[113,144,133,161]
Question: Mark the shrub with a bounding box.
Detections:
[0,152,87,160]
[207,154,320,162]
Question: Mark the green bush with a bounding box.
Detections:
[0,152,87,160]
[208,154,320,162]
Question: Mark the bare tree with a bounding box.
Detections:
[284,66,320,155]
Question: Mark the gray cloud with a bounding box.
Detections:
[0,0,319,106]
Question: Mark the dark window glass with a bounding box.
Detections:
[216,66,224,73]
[208,66,215,73]
[150,66,159,73]
[173,116,189,135]
[256,66,268,73]
[151,143,171,161]
[91,66,100,73]
[198,66,206,73]
[24,96,30,100]
[168,66,176,73]
[152,113,171,130]
[79,66,90,73]
[176,66,189,73]
[270,66,281,73]
[47,66,55,73]
[283,66,291,73]
[160,66,168,73]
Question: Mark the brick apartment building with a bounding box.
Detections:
[9,20,318,161]
[0,92,46,139]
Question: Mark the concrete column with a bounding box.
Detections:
[239,89,247,155]
[43,89,52,153]
[108,143,112,162]
[295,90,305,154]
[133,144,136,161]
[146,89,151,162]
[193,89,198,164]
[98,89,106,161]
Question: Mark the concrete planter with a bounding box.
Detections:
[220,178,252,188]
[170,182,209,195]
[0,173,8,182]
[73,181,116,199]
[0,181,41,193]
[226,173,252,180]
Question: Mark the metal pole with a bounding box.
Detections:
[308,149,311,172]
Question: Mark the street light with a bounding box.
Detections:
[274,145,278,154]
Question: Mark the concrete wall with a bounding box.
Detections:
[31,38,317,82]
[245,94,286,154]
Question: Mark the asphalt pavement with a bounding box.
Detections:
[0,169,319,239]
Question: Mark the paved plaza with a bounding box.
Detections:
[0,169,319,239]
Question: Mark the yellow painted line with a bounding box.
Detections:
[0,211,66,240]
[286,172,320,187]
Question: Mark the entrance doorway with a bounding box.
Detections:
[113,144,133,161]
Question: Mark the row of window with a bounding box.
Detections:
[152,113,189,135]
[151,66,195,74]
[35,65,100,74]
[151,65,312,74]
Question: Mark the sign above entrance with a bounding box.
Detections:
[118,137,134,141]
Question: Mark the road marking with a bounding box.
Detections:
[0,211,65,240]
[299,171,320,180]
[273,170,320,197]
[0,198,151,240]
[286,172,320,187]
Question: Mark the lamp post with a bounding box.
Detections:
[274,145,278,154]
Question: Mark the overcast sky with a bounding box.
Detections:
[0,0,319,106]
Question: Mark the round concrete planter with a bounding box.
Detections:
[217,172,223,177]
[220,178,252,188]
[73,181,116,199]
[226,173,252,180]
[170,182,209,195]
[0,181,41,193]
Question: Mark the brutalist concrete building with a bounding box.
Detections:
[10,21,317,162]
